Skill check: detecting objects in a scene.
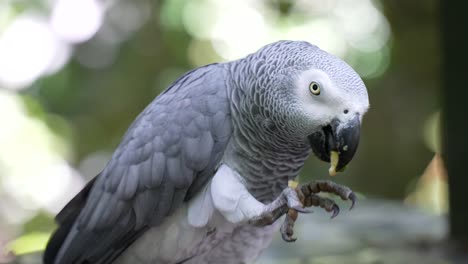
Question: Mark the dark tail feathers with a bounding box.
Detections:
[43,178,96,264]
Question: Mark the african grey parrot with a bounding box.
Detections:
[44,40,369,264]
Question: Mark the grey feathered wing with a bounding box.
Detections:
[44,63,233,264]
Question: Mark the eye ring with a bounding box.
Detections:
[309,82,321,95]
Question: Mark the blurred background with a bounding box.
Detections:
[0,0,444,263]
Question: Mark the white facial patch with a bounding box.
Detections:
[294,68,369,128]
[295,69,344,124]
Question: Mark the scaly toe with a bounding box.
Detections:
[280,211,298,242]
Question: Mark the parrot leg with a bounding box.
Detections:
[248,187,310,227]
[249,180,356,242]
[280,193,346,242]
[280,180,357,242]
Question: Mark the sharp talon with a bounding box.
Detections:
[281,232,297,242]
[292,206,312,214]
[330,204,340,219]
[348,192,357,210]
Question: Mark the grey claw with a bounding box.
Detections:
[331,204,340,219]
[348,192,357,210]
[281,231,297,242]
[292,206,313,214]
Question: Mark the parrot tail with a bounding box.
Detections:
[43,177,97,264]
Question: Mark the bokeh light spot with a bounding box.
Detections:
[50,0,103,43]
[0,15,64,89]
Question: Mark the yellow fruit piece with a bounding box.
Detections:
[329,151,339,176]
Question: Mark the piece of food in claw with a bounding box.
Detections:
[328,151,339,176]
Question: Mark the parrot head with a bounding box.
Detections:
[293,56,369,175]
[242,41,369,175]
[292,41,369,173]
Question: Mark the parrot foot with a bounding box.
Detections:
[280,180,357,242]
[248,187,309,227]
[248,180,356,242]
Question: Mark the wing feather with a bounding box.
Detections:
[44,63,232,264]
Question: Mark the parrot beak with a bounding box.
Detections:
[308,115,361,176]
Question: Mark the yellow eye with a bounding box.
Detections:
[309,82,321,95]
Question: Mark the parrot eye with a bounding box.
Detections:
[309,82,321,95]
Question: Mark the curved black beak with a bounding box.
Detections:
[308,115,361,173]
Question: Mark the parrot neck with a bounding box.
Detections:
[225,62,311,202]
[225,124,311,203]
